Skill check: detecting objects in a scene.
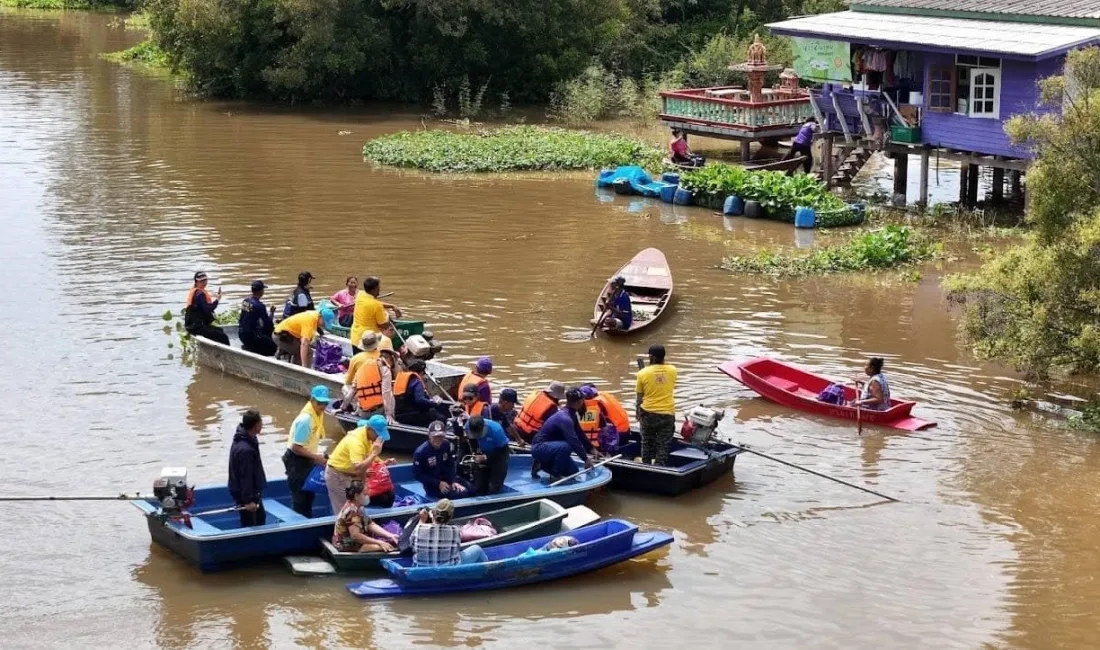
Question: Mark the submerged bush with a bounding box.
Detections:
[721,225,939,276]
[101,40,170,69]
[548,63,670,125]
[362,126,663,173]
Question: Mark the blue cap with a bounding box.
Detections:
[310,385,331,403]
[359,415,390,441]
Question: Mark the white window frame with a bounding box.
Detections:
[968,67,1001,119]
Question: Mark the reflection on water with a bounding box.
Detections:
[2,8,1100,650]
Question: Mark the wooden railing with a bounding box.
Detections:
[660,88,814,130]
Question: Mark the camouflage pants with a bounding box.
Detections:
[639,410,675,466]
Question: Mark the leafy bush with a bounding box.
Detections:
[680,162,857,226]
[721,225,939,276]
[101,40,170,69]
[548,63,670,125]
[362,126,664,173]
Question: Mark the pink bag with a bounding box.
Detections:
[459,517,497,542]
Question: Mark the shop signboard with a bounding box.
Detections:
[793,37,852,83]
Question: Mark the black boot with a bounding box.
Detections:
[530,459,541,480]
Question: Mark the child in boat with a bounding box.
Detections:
[851,357,891,411]
[332,481,400,553]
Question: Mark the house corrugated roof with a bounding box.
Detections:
[852,0,1100,21]
[768,11,1100,58]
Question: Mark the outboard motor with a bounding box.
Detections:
[152,467,194,523]
[679,406,724,446]
[403,331,444,361]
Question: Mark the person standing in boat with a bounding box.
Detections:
[184,271,229,344]
[342,332,379,412]
[330,275,359,327]
[238,280,276,356]
[466,415,511,495]
[394,359,450,427]
[783,116,818,174]
[636,344,677,466]
[228,409,267,527]
[530,388,595,481]
[283,271,316,319]
[283,385,331,517]
[273,309,324,367]
[325,414,393,512]
[596,276,632,332]
[350,276,402,353]
[412,422,472,499]
[354,337,400,422]
[852,357,891,411]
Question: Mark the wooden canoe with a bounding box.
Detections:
[718,357,936,431]
[593,248,673,336]
[743,156,806,174]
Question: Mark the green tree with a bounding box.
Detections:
[945,48,1100,378]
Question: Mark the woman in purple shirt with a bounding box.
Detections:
[784,117,818,173]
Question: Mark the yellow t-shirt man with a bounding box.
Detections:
[349,292,390,350]
[274,310,321,340]
[327,426,376,474]
[635,363,677,415]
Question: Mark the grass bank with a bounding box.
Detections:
[721,225,940,276]
[0,0,131,9]
[362,126,663,173]
[100,39,170,70]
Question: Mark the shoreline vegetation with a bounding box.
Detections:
[100,39,169,70]
[362,126,663,173]
[0,0,133,9]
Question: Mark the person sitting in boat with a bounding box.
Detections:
[355,337,400,421]
[596,276,632,332]
[350,276,402,353]
[238,280,276,356]
[584,383,631,438]
[457,357,493,407]
[342,332,379,412]
[394,359,450,427]
[282,271,316,319]
[460,383,490,421]
[283,385,332,517]
[228,409,267,527]
[325,414,392,513]
[412,422,472,499]
[852,357,891,411]
[333,480,400,554]
[467,415,511,495]
[273,309,324,367]
[530,388,595,481]
[184,271,229,345]
[578,385,619,456]
[515,381,566,443]
[669,129,704,168]
[411,498,487,566]
[490,388,524,445]
[330,275,359,327]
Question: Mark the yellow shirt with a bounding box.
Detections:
[349,292,389,349]
[327,426,375,474]
[287,402,325,453]
[345,349,380,384]
[274,310,320,340]
[635,363,677,415]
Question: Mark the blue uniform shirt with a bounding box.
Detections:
[470,419,510,455]
[238,296,273,336]
[531,409,591,458]
[412,440,457,485]
[612,290,632,329]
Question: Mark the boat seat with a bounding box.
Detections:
[398,482,429,500]
[669,447,709,461]
[263,498,309,523]
[769,377,801,393]
[186,516,223,535]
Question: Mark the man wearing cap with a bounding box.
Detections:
[595,276,632,332]
[457,357,493,406]
[184,271,229,344]
[515,381,566,443]
[354,336,399,422]
[273,309,324,367]
[238,280,276,356]
[467,415,511,495]
[341,332,379,412]
[490,388,523,444]
[350,276,401,353]
[395,359,450,427]
[460,383,490,421]
[325,414,392,512]
[283,385,332,517]
[412,422,472,499]
[577,384,619,455]
[530,388,595,480]
[282,271,316,319]
[636,344,678,466]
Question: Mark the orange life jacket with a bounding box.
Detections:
[184,286,214,329]
[355,360,384,410]
[465,399,488,419]
[578,399,606,448]
[596,393,631,433]
[516,391,559,435]
[185,286,211,308]
[457,372,489,401]
[394,371,413,397]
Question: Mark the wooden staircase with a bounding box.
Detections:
[816,144,874,187]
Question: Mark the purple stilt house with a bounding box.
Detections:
[767,0,1100,205]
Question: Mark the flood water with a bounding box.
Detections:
[2,10,1099,650]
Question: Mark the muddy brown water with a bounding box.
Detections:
[2,10,1098,650]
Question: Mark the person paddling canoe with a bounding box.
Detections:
[851,357,891,411]
[595,276,632,332]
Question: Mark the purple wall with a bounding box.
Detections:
[920,55,1063,158]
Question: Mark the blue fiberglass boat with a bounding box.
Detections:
[133,456,611,572]
[346,519,672,598]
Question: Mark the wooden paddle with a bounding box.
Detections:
[853,380,863,436]
[590,307,609,339]
[549,454,622,487]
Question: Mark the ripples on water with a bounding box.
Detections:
[2,9,1100,650]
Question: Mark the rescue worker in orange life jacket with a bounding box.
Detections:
[184,271,229,344]
[457,357,493,406]
[578,384,621,457]
[460,383,490,420]
[355,337,399,422]
[515,381,566,443]
[394,359,451,427]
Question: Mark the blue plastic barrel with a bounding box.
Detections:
[849,202,867,222]
[673,187,694,206]
[661,172,681,185]
[794,207,817,229]
[659,184,677,204]
[723,195,744,216]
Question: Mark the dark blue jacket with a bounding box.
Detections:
[412,440,457,486]
[396,375,435,414]
[227,427,266,505]
[238,296,274,337]
[184,289,218,331]
[532,409,591,458]
[490,403,516,431]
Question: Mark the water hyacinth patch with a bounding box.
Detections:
[362,126,664,173]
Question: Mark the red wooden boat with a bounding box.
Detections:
[718,357,936,431]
